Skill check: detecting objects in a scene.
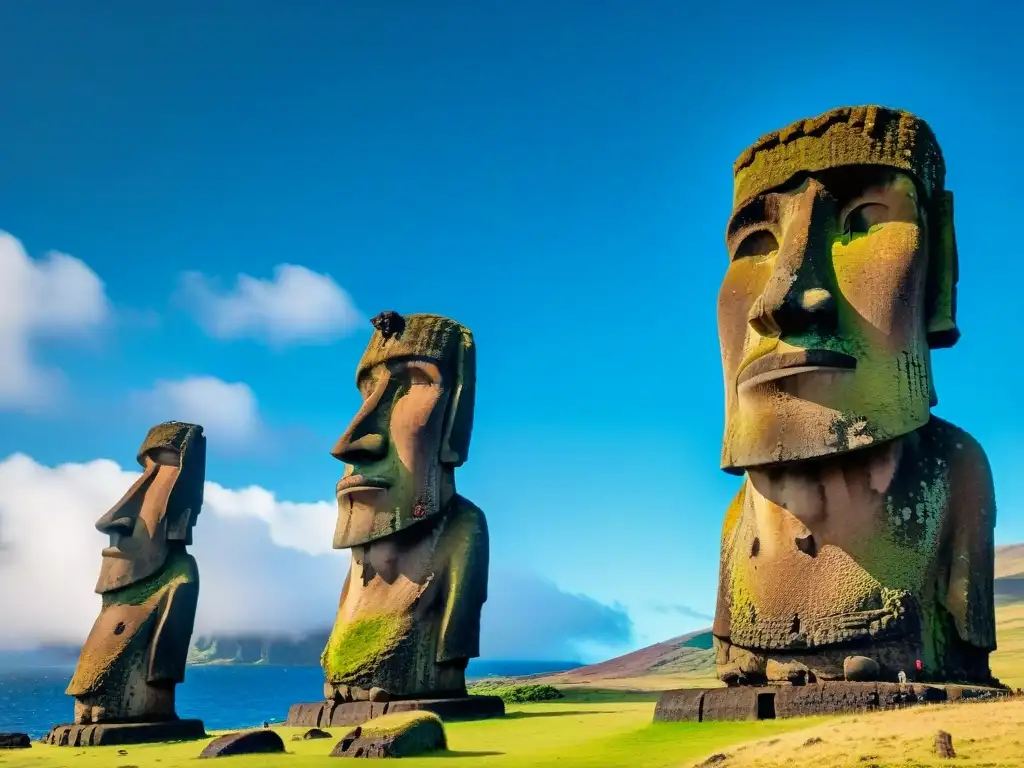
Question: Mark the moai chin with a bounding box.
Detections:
[45,422,207,746]
[712,106,998,687]
[311,311,499,721]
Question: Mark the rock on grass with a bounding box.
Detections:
[0,733,31,749]
[330,711,446,758]
[199,729,286,758]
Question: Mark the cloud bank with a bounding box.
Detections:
[180,265,363,346]
[0,455,632,661]
[134,376,263,446]
[0,232,110,410]
[481,571,633,661]
[0,453,346,648]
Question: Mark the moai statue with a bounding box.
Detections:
[45,422,207,746]
[286,312,503,727]
[712,106,998,687]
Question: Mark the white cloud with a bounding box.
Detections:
[203,483,337,556]
[0,453,347,648]
[134,377,262,446]
[0,231,110,409]
[180,265,363,345]
[0,453,634,662]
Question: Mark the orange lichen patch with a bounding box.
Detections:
[732,105,945,210]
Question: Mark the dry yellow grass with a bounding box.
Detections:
[693,696,1024,768]
[990,601,1024,689]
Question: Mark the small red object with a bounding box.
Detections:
[915,659,923,671]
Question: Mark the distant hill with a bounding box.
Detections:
[995,544,1024,578]
[537,628,717,689]
[537,544,1024,690]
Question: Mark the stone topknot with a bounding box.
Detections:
[371,310,406,341]
[732,105,946,209]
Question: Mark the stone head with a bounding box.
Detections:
[330,312,476,548]
[718,106,959,472]
[94,422,206,593]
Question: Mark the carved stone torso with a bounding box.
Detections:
[714,417,996,682]
[67,551,199,723]
[723,485,920,650]
[322,497,487,699]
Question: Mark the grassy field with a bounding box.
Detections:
[9,694,1024,768]
[7,594,1022,767]
[990,601,1024,689]
[715,697,1024,767]
[3,691,822,768]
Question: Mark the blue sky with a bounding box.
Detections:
[0,0,1021,660]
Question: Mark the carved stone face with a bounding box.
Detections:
[719,166,934,470]
[94,447,190,593]
[330,357,453,548]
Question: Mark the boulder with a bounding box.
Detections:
[302,728,332,740]
[199,729,286,758]
[330,711,446,758]
[766,659,812,685]
[934,730,956,758]
[843,655,881,682]
[0,733,31,749]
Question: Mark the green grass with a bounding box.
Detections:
[6,696,824,768]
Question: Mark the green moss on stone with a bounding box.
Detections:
[321,612,411,683]
[102,549,196,608]
[356,710,443,739]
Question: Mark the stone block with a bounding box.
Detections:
[43,719,206,747]
[286,695,504,728]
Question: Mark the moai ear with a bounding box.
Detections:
[439,330,476,467]
[926,190,960,349]
[167,508,193,543]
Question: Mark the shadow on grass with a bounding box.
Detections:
[502,710,611,719]
[557,690,662,704]
[434,750,505,758]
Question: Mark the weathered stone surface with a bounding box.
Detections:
[701,688,762,721]
[712,105,998,688]
[286,695,504,728]
[844,656,881,681]
[301,728,332,740]
[0,732,30,749]
[767,659,812,684]
[199,729,285,758]
[293,315,497,714]
[43,719,206,747]
[934,730,955,758]
[696,754,727,766]
[330,711,446,758]
[655,683,1008,722]
[63,422,207,729]
[652,688,705,722]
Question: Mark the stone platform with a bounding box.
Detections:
[43,719,207,746]
[654,682,1009,722]
[285,695,505,728]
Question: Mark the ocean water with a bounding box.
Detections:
[0,660,581,738]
